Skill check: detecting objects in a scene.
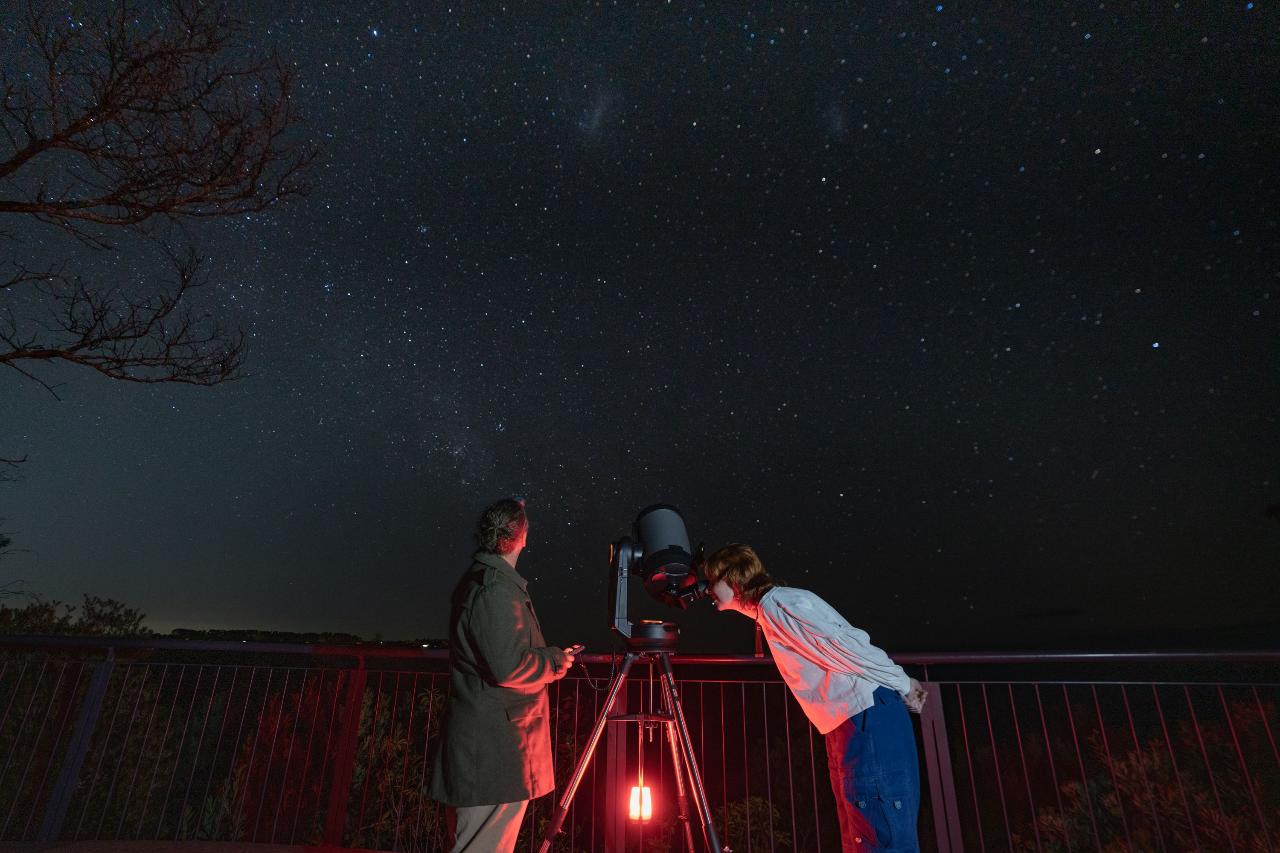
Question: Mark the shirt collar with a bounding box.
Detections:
[473,550,528,591]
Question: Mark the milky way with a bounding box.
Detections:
[3,2,1277,652]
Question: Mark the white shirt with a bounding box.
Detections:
[756,586,911,734]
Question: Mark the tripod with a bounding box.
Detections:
[538,647,729,853]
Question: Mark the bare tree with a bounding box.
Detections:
[0,0,312,394]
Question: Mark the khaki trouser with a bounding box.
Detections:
[449,800,529,853]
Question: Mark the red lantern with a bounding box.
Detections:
[628,785,653,822]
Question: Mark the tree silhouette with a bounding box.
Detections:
[0,0,312,398]
[0,593,150,636]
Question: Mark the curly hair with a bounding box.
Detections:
[474,498,528,555]
[703,543,777,605]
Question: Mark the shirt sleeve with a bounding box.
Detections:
[761,594,911,694]
[469,582,563,688]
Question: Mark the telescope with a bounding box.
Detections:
[609,504,710,651]
[541,504,728,852]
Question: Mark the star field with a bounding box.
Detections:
[3,2,1277,652]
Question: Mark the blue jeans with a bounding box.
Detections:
[824,686,921,852]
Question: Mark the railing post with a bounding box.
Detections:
[37,649,115,842]
[323,658,368,847]
[604,680,627,853]
[919,680,964,852]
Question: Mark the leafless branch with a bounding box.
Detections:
[0,0,310,404]
[0,0,313,235]
[0,245,243,389]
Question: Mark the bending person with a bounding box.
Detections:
[705,543,927,853]
[429,498,575,853]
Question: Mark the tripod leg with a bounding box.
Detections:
[662,718,698,853]
[658,655,729,852]
[538,653,638,853]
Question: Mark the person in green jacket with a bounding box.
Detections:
[428,498,575,853]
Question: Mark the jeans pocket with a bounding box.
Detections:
[842,775,888,850]
[867,798,895,850]
[871,775,918,851]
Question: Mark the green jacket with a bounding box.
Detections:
[428,551,566,806]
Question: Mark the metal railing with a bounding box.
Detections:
[0,637,1276,852]
[909,651,1280,853]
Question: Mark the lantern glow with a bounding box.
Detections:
[628,785,653,821]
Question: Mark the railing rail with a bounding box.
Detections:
[0,637,1276,852]
[3,633,1278,664]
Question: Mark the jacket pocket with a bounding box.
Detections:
[506,700,544,722]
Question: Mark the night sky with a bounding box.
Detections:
[3,2,1278,653]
